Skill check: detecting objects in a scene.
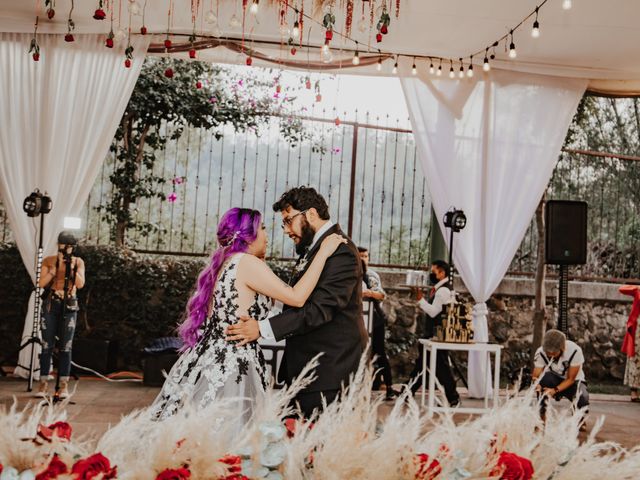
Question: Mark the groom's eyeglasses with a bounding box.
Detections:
[281,209,308,229]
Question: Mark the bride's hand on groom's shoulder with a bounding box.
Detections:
[226,315,260,346]
[319,233,347,258]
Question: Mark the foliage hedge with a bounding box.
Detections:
[0,243,293,370]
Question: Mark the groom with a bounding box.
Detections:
[227,186,367,417]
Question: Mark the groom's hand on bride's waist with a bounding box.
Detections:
[226,315,260,346]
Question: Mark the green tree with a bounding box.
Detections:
[100,57,315,246]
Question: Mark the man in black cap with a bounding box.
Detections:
[36,231,85,399]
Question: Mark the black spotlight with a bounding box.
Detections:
[443,208,467,233]
[22,189,52,217]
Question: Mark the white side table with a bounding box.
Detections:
[419,339,503,414]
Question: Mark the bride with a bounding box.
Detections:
[151,207,345,423]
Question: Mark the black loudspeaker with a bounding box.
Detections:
[71,338,118,374]
[545,200,588,265]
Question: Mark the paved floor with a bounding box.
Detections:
[1,376,639,448]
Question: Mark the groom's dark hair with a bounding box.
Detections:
[272,187,330,220]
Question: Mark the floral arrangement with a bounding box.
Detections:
[1,357,639,479]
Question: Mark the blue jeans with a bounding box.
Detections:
[40,296,77,378]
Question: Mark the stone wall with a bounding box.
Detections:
[376,271,632,384]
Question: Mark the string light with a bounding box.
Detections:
[411,57,417,75]
[562,0,572,10]
[392,57,398,74]
[249,0,259,15]
[449,59,455,78]
[292,21,300,37]
[457,58,463,78]
[352,49,360,66]
[508,30,517,59]
[467,56,474,77]
[532,7,540,38]
[376,57,382,71]
[483,48,491,72]
[429,59,435,75]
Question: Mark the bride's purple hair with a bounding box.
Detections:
[178,207,262,348]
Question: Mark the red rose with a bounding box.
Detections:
[219,455,241,474]
[36,455,68,480]
[245,57,253,66]
[0,464,3,474]
[64,34,74,42]
[414,453,441,480]
[188,49,196,59]
[491,451,534,480]
[93,9,106,20]
[290,47,297,55]
[325,29,333,41]
[47,9,55,19]
[376,33,383,43]
[140,26,148,35]
[155,467,190,480]
[305,79,311,89]
[33,52,40,61]
[105,38,114,48]
[49,421,72,441]
[71,453,117,480]
[195,81,202,89]
[315,94,322,102]
[334,117,341,126]
[124,59,132,68]
[380,24,388,34]
[164,39,172,49]
[276,85,282,93]
[164,68,174,78]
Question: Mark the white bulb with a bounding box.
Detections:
[212,25,222,37]
[562,0,572,10]
[531,27,540,38]
[352,54,360,66]
[429,65,434,75]
[483,61,490,72]
[205,10,217,24]
[509,48,517,59]
[292,25,300,37]
[322,44,330,54]
[449,69,455,79]
[130,1,141,15]
[250,2,259,14]
[411,66,417,75]
[229,14,241,28]
[458,69,464,79]
[321,45,332,63]
[376,61,382,72]
[115,28,126,41]
[436,67,442,76]
[358,21,367,33]
[392,65,398,74]
[467,67,474,78]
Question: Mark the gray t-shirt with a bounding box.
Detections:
[534,339,585,382]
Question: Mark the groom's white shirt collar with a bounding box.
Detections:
[307,220,334,254]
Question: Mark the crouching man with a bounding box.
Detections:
[532,329,589,430]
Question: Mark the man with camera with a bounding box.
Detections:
[409,260,460,406]
[36,231,85,398]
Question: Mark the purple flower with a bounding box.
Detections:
[238,79,244,87]
[167,192,178,203]
[332,147,341,154]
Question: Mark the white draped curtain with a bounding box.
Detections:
[401,70,586,397]
[0,33,150,378]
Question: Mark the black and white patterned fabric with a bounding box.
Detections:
[151,254,270,424]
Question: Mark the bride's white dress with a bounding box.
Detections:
[151,253,271,425]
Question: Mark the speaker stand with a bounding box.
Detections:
[558,265,569,335]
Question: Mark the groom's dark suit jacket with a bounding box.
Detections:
[269,224,367,393]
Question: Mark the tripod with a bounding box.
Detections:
[0,211,47,391]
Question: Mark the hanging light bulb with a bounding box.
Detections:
[358,20,367,33]
[115,28,126,41]
[449,64,455,78]
[392,60,398,74]
[250,0,259,15]
[532,7,540,38]
[205,10,218,24]
[352,50,360,66]
[321,42,333,63]
[467,64,474,78]
[411,59,417,75]
[130,1,141,15]
[562,0,572,10]
[483,56,490,72]
[429,61,435,75]
[229,14,241,28]
[508,31,517,59]
[292,21,300,38]
[376,57,382,71]
[458,58,464,78]
[437,63,442,76]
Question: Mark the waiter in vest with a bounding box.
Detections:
[409,260,460,406]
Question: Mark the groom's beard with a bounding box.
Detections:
[294,218,316,256]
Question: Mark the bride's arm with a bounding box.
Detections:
[236,234,346,307]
